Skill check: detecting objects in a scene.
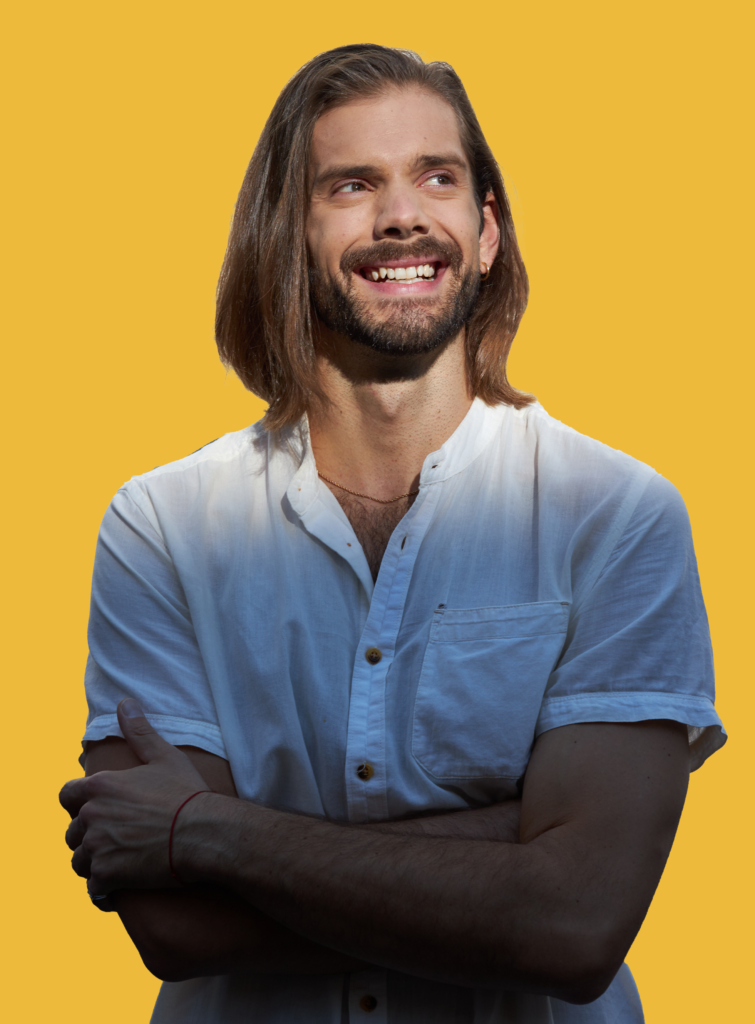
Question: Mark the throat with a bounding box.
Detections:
[332,491,416,581]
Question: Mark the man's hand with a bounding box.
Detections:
[60,699,212,895]
[71,720,378,980]
[62,700,521,899]
[63,706,519,981]
[62,708,688,1001]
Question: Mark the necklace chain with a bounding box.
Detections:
[317,471,419,505]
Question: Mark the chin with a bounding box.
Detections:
[312,261,479,357]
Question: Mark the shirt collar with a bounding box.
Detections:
[285,398,510,517]
[417,397,509,487]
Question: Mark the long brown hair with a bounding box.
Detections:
[216,44,533,430]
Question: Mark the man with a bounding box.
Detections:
[60,44,724,1024]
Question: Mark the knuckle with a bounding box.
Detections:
[59,780,82,815]
[71,851,90,879]
[64,821,79,850]
[86,773,107,796]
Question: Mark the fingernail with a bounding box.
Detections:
[120,698,145,718]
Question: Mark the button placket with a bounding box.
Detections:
[343,483,444,823]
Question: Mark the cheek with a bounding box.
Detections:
[308,204,373,271]
[435,207,482,264]
[459,211,484,252]
[307,224,347,276]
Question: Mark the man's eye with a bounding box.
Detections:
[425,173,453,186]
[336,181,367,193]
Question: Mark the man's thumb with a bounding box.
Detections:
[117,698,171,764]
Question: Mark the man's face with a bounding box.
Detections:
[307,86,499,356]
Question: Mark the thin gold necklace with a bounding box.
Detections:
[318,471,419,505]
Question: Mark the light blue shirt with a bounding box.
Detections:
[83,398,725,1023]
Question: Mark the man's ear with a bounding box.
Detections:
[480,192,500,271]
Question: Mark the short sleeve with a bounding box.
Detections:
[82,485,227,760]
[536,474,725,770]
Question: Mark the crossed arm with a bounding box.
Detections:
[65,710,689,1004]
[83,736,523,981]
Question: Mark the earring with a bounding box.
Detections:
[480,262,490,280]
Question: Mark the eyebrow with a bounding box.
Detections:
[312,164,379,189]
[312,152,470,191]
[414,153,469,173]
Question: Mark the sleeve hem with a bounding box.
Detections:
[535,692,726,771]
[82,713,228,761]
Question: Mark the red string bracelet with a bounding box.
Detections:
[168,790,213,885]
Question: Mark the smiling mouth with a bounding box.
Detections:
[357,260,445,283]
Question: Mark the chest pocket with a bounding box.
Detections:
[411,602,569,780]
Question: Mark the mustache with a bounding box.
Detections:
[340,237,464,276]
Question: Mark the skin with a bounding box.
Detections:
[66,704,688,1000]
[62,87,692,1001]
[303,89,497,499]
[83,733,522,980]
[307,87,499,574]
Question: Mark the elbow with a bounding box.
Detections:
[147,962,200,984]
[118,909,207,983]
[491,923,626,1005]
[538,931,627,1005]
[554,965,620,1006]
[113,892,220,982]
[138,938,203,983]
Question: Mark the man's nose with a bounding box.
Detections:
[373,184,431,240]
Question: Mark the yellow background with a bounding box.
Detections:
[4,1,751,1019]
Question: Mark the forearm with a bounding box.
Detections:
[84,738,369,980]
[114,801,521,981]
[69,717,687,1001]
[366,798,521,843]
[177,797,601,1000]
[112,886,370,981]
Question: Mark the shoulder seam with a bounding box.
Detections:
[125,424,264,486]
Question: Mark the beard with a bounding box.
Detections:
[309,238,480,355]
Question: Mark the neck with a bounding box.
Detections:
[308,326,473,500]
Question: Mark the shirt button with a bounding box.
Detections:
[365,647,382,665]
[360,995,378,1012]
[356,762,374,780]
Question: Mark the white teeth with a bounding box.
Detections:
[368,264,437,281]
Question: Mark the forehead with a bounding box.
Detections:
[310,86,466,173]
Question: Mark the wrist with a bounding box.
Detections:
[171,790,238,886]
[168,790,214,884]
[172,797,342,905]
